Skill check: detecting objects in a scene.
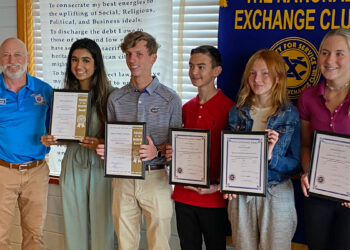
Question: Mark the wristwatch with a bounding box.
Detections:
[156,146,162,158]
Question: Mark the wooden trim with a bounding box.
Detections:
[16,0,34,75]
[49,176,60,185]
[292,242,309,250]
[16,0,26,43]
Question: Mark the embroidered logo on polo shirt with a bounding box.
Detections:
[0,99,6,105]
[31,94,46,105]
[149,107,160,113]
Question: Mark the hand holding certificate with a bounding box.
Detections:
[104,122,146,179]
[308,130,350,202]
[169,128,210,188]
[49,90,90,142]
[220,131,268,196]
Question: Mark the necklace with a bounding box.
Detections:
[326,82,350,91]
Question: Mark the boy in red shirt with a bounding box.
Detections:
[166,45,234,250]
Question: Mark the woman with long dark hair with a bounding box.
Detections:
[41,38,115,250]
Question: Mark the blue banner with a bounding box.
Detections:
[217,1,350,244]
[218,0,350,101]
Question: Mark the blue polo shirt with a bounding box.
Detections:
[0,73,52,163]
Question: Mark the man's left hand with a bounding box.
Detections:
[139,136,158,161]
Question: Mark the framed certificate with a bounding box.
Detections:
[169,128,210,188]
[220,131,268,196]
[104,122,146,179]
[308,130,350,202]
[49,90,90,142]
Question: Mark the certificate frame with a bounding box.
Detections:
[308,130,350,202]
[49,89,91,143]
[169,128,210,188]
[220,131,268,196]
[104,122,146,179]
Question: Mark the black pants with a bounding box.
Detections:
[304,196,350,250]
[175,201,228,250]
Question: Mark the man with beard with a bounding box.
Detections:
[0,38,52,250]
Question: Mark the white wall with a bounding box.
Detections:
[0,1,17,43]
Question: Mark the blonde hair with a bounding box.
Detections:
[319,28,350,52]
[236,49,288,118]
[319,28,350,115]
